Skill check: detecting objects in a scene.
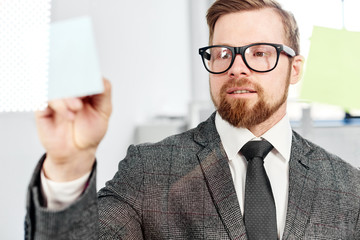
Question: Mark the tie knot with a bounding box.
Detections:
[240,140,274,161]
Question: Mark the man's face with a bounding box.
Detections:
[210,8,301,130]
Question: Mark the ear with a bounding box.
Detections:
[289,55,305,85]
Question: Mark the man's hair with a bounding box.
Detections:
[207,0,300,55]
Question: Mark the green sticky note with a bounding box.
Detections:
[300,26,360,109]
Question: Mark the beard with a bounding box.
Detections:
[212,76,290,129]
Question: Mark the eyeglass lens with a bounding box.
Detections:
[203,44,278,73]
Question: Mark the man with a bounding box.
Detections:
[25,0,360,239]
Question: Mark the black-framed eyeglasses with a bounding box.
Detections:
[198,43,296,74]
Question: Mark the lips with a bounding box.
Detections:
[227,87,257,94]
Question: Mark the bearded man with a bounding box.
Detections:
[26,0,360,239]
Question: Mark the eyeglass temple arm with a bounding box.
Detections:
[200,50,211,61]
[282,45,296,57]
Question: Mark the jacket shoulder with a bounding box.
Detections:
[292,130,360,188]
[136,112,218,152]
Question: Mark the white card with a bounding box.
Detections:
[48,16,103,100]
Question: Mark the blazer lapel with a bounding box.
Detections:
[282,131,320,239]
[194,114,247,240]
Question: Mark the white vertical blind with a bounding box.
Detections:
[0,0,51,112]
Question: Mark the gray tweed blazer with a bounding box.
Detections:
[25,113,360,239]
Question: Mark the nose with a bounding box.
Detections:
[228,54,251,78]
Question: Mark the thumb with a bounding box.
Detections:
[92,78,112,119]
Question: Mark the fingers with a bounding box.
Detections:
[36,97,84,121]
[36,77,112,121]
[35,104,53,118]
[51,99,77,120]
[101,77,112,115]
[90,77,112,119]
[103,77,112,96]
[64,98,84,112]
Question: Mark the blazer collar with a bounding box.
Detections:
[193,112,220,147]
[194,113,248,240]
[282,131,320,239]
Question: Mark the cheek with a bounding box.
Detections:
[209,77,223,95]
[264,67,290,97]
[259,78,286,101]
[268,82,285,99]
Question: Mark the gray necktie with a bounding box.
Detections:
[240,140,278,240]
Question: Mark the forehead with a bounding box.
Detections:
[212,8,286,46]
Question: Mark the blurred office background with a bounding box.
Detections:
[1,0,360,238]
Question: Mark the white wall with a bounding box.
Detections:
[2,1,359,239]
[0,0,200,239]
[0,113,44,239]
[51,0,195,199]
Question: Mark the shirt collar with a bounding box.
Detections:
[215,112,292,162]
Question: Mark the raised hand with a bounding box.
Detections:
[35,78,112,181]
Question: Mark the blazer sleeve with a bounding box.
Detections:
[97,144,145,239]
[25,145,146,240]
[356,201,360,239]
[25,155,99,240]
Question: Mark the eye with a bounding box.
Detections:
[253,51,267,57]
[220,49,232,59]
[211,47,232,60]
[247,45,275,58]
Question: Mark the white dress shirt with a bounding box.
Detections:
[41,169,91,210]
[215,112,292,239]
